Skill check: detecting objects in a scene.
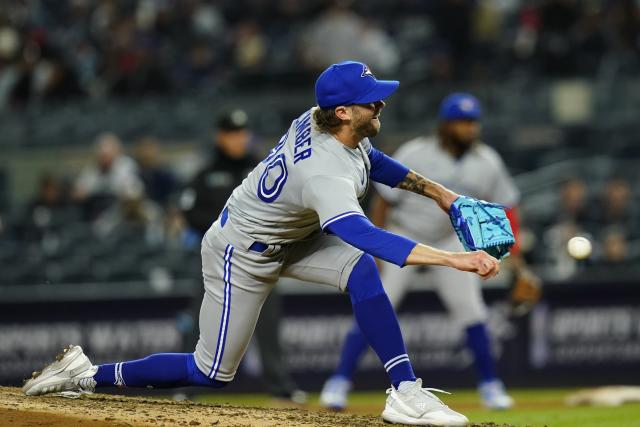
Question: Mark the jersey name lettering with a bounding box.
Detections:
[293,110,312,164]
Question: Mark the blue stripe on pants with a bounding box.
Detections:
[209,244,234,379]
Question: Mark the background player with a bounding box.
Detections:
[321,92,538,410]
[23,62,501,426]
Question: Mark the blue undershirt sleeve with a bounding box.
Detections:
[325,214,417,267]
[367,146,410,188]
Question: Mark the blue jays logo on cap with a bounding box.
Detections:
[361,65,374,78]
[315,61,399,109]
[439,93,482,121]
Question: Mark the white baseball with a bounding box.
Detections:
[567,236,592,260]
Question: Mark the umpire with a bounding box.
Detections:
[182,109,257,234]
[181,109,306,403]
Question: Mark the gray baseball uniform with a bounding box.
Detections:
[194,108,373,381]
[375,136,519,327]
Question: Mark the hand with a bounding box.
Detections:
[449,251,500,280]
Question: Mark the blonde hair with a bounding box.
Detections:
[313,106,343,134]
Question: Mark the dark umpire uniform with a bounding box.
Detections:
[181,109,306,403]
[182,113,257,233]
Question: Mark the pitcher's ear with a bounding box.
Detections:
[334,105,351,121]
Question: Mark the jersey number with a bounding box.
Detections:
[257,153,288,203]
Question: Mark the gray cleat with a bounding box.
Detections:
[23,345,98,397]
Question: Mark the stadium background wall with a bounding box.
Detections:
[2,279,639,391]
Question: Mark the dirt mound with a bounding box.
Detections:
[0,386,512,427]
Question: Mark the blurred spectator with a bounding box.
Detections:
[556,176,590,226]
[600,226,629,264]
[608,0,640,54]
[590,177,638,265]
[134,136,178,207]
[0,26,22,111]
[431,0,476,80]
[536,0,581,75]
[24,173,76,234]
[233,20,268,72]
[106,15,171,95]
[0,26,81,108]
[470,0,505,79]
[574,3,607,72]
[190,1,226,39]
[180,109,258,234]
[0,0,639,106]
[164,205,189,248]
[73,133,142,220]
[513,4,539,63]
[590,177,637,233]
[542,177,591,278]
[177,39,220,89]
[300,0,399,74]
[93,179,164,242]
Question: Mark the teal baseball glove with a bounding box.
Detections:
[448,196,515,260]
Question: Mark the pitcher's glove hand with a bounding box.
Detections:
[449,196,515,260]
[510,269,542,316]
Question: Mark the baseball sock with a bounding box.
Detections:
[93,353,228,388]
[465,322,497,383]
[333,324,369,380]
[347,254,416,389]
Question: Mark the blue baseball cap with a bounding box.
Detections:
[315,61,399,109]
[439,93,482,121]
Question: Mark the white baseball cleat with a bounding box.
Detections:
[23,345,98,397]
[319,375,352,410]
[381,379,469,426]
[478,379,514,410]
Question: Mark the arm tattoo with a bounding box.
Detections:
[398,170,457,211]
[397,170,439,198]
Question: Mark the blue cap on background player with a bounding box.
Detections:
[439,93,482,121]
[315,61,399,109]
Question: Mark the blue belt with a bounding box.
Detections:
[220,207,269,253]
[248,241,269,252]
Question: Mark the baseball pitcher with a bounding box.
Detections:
[23,62,506,426]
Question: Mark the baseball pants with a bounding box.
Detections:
[194,215,363,382]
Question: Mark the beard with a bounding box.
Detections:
[448,134,475,153]
[352,110,381,138]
